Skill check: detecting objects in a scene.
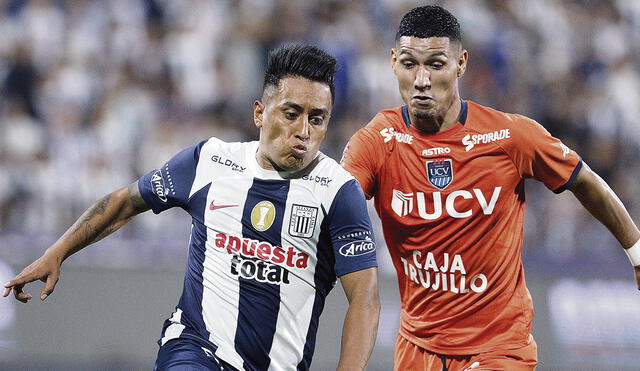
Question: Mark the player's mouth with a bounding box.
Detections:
[291,144,308,158]
[412,95,433,105]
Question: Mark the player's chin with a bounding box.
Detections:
[280,156,306,172]
[412,107,437,120]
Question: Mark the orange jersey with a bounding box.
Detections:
[342,100,581,355]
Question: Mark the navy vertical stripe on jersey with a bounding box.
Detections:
[177,184,212,346]
[236,179,290,370]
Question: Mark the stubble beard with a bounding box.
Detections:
[413,109,443,134]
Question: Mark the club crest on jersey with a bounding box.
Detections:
[288,204,318,238]
[426,159,453,190]
[251,201,276,231]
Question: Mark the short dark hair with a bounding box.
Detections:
[396,5,462,43]
[263,44,337,101]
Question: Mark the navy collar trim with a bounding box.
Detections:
[458,100,468,125]
[401,105,411,128]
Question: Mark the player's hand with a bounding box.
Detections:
[634,266,640,290]
[2,251,62,303]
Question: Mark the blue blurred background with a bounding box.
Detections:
[1,0,640,370]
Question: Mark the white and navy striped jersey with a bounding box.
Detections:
[138,138,377,371]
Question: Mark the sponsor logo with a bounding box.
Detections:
[400,251,487,294]
[212,232,309,285]
[211,155,246,172]
[339,237,375,257]
[301,174,333,187]
[288,204,318,238]
[426,159,453,190]
[213,232,309,269]
[390,187,502,219]
[251,201,276,231]
[379,128,414,144]
[391,190,414,217]
[231,255,290,284]
[150,170,168,202]
[422,147,451,156]
[209,200,238,211]
[461,129,510,151]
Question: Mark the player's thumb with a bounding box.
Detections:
[40,274,59,301]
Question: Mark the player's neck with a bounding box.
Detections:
[411,98,461,134]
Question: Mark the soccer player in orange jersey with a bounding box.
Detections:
[341,5,640,371]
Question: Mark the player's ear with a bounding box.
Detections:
[390,48,398,68]
[254,100,265,129]
[456,48,468,77]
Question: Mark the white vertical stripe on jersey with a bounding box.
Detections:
[268,179,324,369]
[201,175,253,370]
[160,309,186,346]
[191,140,254,370]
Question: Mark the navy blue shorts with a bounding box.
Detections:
[154,337,238,371]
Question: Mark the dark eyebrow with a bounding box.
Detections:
[282,102,304,111]
[310,108,329,117]
[283,102,329,117]
[398,50,415,57]
[398,50,449,58]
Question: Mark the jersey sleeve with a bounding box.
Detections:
[340,126,385,199]
[507,116,582,193]
[326,179,377,277]
[138,140,207,214]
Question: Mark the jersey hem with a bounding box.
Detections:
[159,332,243,370]
[335,262,378,277]
[398,328,531,356]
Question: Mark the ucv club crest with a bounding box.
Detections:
[426,159,453,190]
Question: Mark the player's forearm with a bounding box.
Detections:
[46,184,144,263]
[570,164,640,248]
[336,293,380,371]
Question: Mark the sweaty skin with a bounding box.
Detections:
[391,36,468,133]
[254,76,332,173]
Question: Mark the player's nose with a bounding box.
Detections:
[414,67,430,91]
[294,117,310,140]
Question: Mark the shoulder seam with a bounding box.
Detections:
[463,125,521,179]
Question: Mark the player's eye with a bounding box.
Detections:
[284,112,298,120]
[402,61,415,69]
[310,117,324,126]
[430,61,445,69]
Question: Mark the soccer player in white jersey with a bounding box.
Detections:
[3,44,380,371]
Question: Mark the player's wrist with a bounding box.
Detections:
[624,239,640,267]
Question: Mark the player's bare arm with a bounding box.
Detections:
[336,267,380,371]
[569,162,640,287]
[2,181,150,303]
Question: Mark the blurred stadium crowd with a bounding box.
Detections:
[1,0,639,268]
